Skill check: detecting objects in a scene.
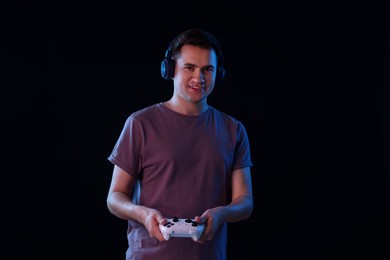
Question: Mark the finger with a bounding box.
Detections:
[157,216,167,225]
[195,215,206,224]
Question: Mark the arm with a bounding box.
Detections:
[196,166,254,242]
[106,165,167,241]
[222,166,254,221]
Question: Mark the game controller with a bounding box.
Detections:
[159,217,205,241]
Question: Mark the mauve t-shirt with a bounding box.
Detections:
[108,102,252,260]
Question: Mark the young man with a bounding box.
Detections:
[107,28,254,259]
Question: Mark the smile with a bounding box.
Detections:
[189,84,205,90]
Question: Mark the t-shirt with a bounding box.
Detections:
[108,102,253,260]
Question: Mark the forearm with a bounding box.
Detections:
[219,194,254,223]
[106,191,149,223]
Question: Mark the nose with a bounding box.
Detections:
[192,69,205,83]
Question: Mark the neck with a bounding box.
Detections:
[164,99,209,116]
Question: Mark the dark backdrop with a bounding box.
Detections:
[1,2,389,259]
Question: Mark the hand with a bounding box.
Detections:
[194,207,223,243]
[141,208,167,242]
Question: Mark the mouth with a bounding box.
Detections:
[188,84,205,90]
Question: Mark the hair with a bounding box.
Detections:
[169,28,224,68]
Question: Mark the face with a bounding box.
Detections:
[172,45,218,105]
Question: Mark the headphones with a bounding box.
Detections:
[160,44,226,84]
[160,46,175,80]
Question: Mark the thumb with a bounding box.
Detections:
[156,215,167,225]
[195,215,206,224]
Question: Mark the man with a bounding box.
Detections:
[107,28,254,259]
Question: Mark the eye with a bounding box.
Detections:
[202,66,215,73]
[184,65,195,71]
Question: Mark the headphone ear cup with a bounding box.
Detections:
[216,66,226,84]
[161,58,175,80]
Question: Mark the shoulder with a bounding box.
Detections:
[209,106,241,126]
[131,103,162,116]
[209,107,249,136]
[120,103,164,129]
[127,103,165,121]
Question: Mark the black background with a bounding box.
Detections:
[1,2,389,259]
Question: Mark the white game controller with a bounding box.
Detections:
[159,217,205,241]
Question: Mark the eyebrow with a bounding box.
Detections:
[183,63,215,70]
